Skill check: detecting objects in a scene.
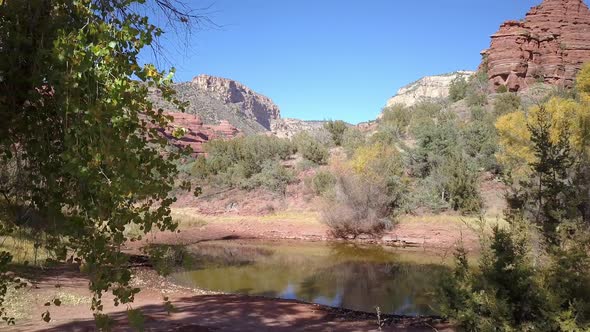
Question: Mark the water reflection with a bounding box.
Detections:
[170,240,448,315]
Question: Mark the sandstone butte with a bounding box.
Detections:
[482,0,590,91]
[159,111,241,155]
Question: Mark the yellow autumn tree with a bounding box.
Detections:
[496,96,590,180]
[348,142,402,181]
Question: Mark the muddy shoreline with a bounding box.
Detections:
[8,215,473,331]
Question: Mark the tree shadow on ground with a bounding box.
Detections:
[31,294,450,332]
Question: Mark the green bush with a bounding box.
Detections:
[306,170,336,196]
[341,128,366,156]
[493,92,521,117]
[292,132,329,165]
[496,84,508,93]
[194,135,295,192]
[242,160,295,195]
[462,107,500,172]
[465,71,489,106]
[438,219,549,331]
[437,154,483,214]
[408,112,460,177]
[324,120,348,146]
[439,104,590,330]
[403,177,450,213]
[449,76,469,102]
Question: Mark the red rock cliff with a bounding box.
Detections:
[482,0,590,91]
[159,112,241,155]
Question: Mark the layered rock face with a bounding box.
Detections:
[191,75,280,130]
[386,71,475,107]
[159,112,240,155]
[483,0,590,91]
[149,74,280,134]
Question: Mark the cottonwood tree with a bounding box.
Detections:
[0,0,207,327]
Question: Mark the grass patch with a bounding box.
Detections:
[170,209,320,225]
[0,236,52,266]
[171,210,208,229]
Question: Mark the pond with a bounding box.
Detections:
[168,240,451,316]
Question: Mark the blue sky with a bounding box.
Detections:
[144,0,545,124]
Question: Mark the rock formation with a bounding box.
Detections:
[385,71,475,107]
[159,112,241,155]
[270,118,331,138]
[191,75,280,130]
[149,74,280,134]
[482,0,590,91]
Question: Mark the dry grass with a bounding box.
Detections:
[0,236,52,266]
[170,208,320,225]
[399,214,509,234]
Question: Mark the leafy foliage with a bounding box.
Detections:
[191,135,295,192]
[0,0,199,325]
[449,76,469,102]
[292,132,329,165]
[440,75,590,330]
[496,97,589,183]
[306,170,336,197]
[493,92,522,117]
[324,120,348,146]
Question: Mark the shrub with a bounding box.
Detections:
[243,160,295,195]
[437,154,483,214]
[576,62,590,103]
[295,158,317,172]
[462,107,500,172]
[205,135,295,177]
[292,132,329,165]
[438,219,549,331]
[408,113,460,177]
[380,104,412,136]
[496,84,508,93]
[196,135,295,191]
[493,92,521,117]
[349,143,403,181]
[465,71,489,106]
[321,173,397,239]
[449,76,469,102]
[324,120,348,146]
[403,177,450,214]
[306,169,336,196]
[341,128,366,156]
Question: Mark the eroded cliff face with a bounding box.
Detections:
[385,71,475,107]
[191,75,281,130]
[483,0,590,91]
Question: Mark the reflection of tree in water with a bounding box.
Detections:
[173,242,449,315]
[294,244,449,315]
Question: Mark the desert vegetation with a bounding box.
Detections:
[438,64,590,331]
[1,0,590,330]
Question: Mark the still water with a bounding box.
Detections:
[169,240,450,316]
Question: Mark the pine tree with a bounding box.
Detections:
[525,107,576,244]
